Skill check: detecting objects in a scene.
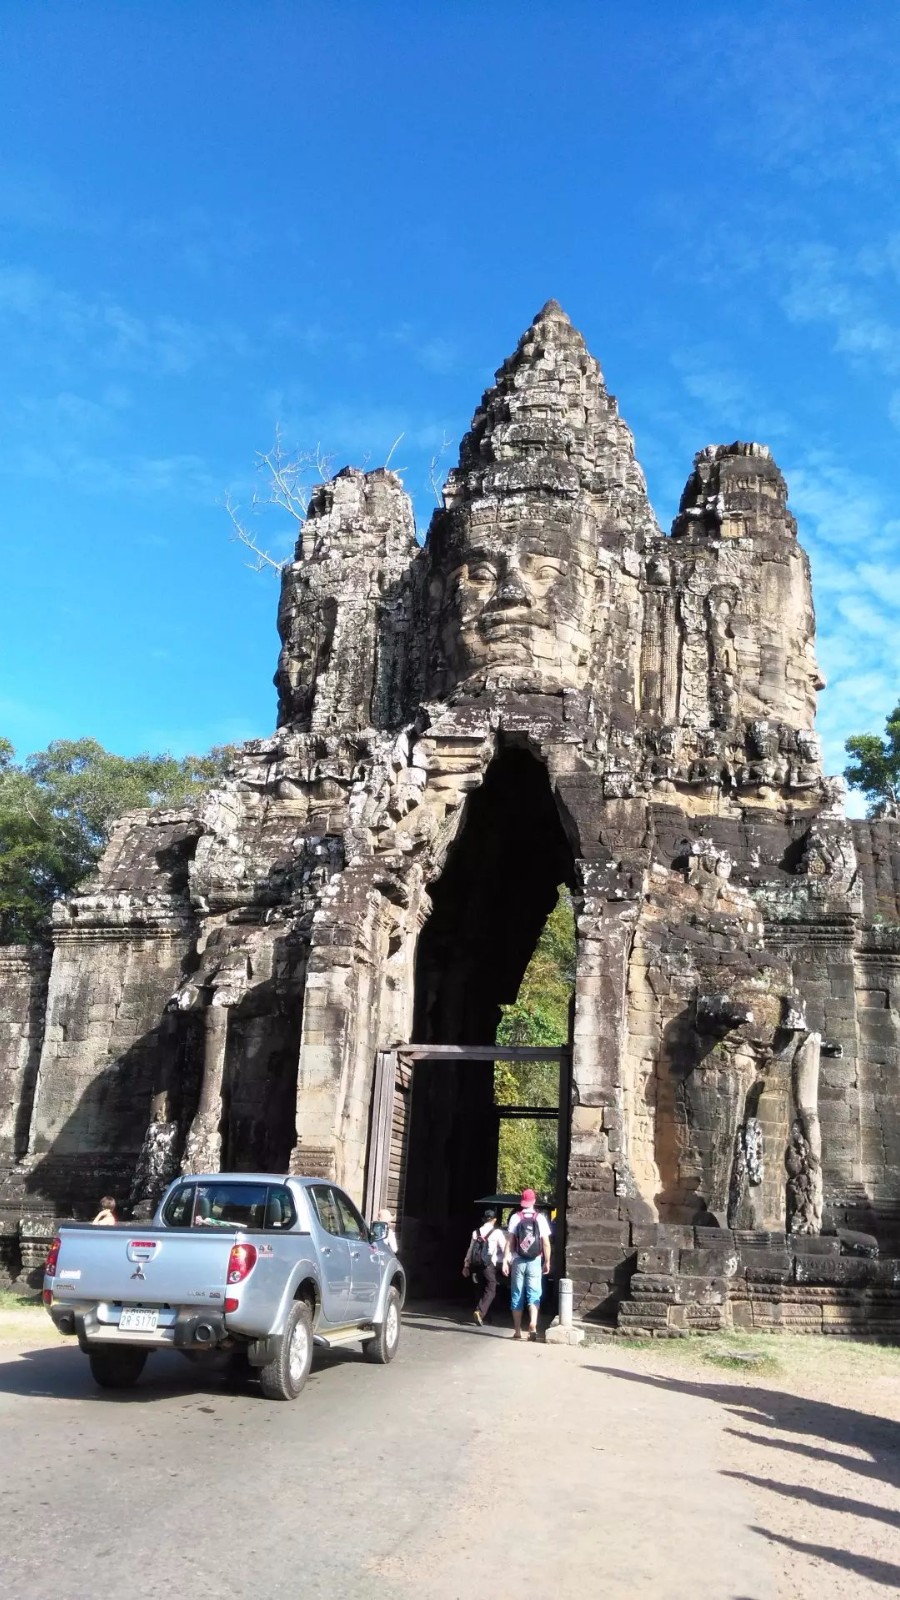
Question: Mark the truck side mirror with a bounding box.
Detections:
[370,1220,389,1243]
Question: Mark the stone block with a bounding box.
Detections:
[682,1275,730,1304]
[618,1296,671,1318]
[744,1252,792,1282]
[684,1303,729,1329]
[655,1225,695,1249]
[794,1256,877,1287]
[566,1219,630,1244]
[791,1235,841,1257]
[735,1230,788,1250]
[636,1246,676,1274]
[678,1248,738,1278]
[630,1224,661,1247]
[630,1273,678,1298]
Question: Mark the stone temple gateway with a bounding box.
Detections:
[4,302,900,1332]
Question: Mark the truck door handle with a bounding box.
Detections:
[322,1246,332,1256]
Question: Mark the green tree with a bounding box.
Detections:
[0,737,235,945]
[494,887,576,1198]
[844,702,900,817]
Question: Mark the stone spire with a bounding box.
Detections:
[671,442,797,543]
[443,300,659,545]
[667,442,824,734]
[275,466,417,731]
[421,304,661,701]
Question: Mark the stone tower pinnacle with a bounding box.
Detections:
[443,302,659,547]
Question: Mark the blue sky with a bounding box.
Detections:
[0,3,897,809]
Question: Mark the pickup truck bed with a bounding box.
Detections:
[44,1173,405,1401]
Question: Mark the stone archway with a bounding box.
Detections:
[395,744,575,1295]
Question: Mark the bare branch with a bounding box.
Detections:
[314,444,334,483]
[224,492,287,574]
[428,431,454,506]
[225,432,335,577]
[384,432,405,470]
[257,440,313,526]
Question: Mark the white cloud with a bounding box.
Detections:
[0,261,247,379]
[781,243,900,378]
[783,451,900,783]
[688,16,900,193]
[0,436,216,503]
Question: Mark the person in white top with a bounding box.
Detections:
[376,1209,399,1254]
[502,1187,552,1341]
[462,1207,507,1325]
[92,1195,117,1226]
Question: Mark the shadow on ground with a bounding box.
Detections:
[404,1300,512,1339]
[588,1364,900,1589]
[0,1340,370,1404]
[0,1304,495,1406]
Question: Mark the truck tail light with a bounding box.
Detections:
[226,1243,257,1286]
[43,1236,62,1304]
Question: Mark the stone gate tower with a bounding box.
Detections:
[3,303,900,1326]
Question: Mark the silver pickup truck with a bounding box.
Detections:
[43,1173,405,1401]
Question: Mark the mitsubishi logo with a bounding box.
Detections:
[130,1263,146,1281]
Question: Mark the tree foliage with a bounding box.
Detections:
[494,887,576,1199]
[0,737,235,945]
[844,702,900,817]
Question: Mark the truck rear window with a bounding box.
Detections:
[162,1183,298,1231]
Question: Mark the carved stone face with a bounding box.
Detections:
[434,506,604,694]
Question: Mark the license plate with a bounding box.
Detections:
[119,1308,158,1332]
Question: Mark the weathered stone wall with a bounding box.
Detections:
[2,298,898,1322]
[618,1222,900,1339]
[846,822,900,1248]
[0,945,49,1159]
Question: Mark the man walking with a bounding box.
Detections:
[462,1206,507,1325]
[503,1188,552,1341]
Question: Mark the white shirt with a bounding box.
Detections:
[469,1223,507,1267]
[507,1210,551,1255]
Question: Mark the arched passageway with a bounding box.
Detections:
[402,745,576,1295]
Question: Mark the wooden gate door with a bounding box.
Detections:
[363,1049,413,1231]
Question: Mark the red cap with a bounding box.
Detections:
[520,1188,536,1205]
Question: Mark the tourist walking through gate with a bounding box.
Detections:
[462,1207,507,1324]
[503,1188,552,1340]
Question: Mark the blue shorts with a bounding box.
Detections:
[510,1255,543,1310]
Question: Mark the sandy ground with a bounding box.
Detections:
[609,1333,900,1598]
[0,1304,897,1598]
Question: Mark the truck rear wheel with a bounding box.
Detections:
[259,1301,313,1401]
[364,1286,401,1364]
[88,1347,148,1390]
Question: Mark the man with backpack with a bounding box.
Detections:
[502,1188,552,1341]
[462,1207,507,1325]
